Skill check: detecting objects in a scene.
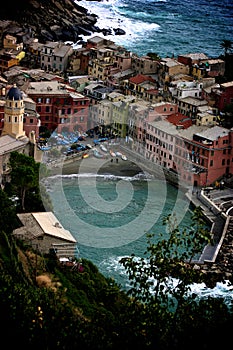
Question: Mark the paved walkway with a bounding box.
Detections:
[186,189,229,263]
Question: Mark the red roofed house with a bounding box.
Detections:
[123,73,158,99]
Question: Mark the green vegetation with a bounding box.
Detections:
[5,151,52,212]
[220,39,233,56]
[146,52,161,60]
[0,153,233,349]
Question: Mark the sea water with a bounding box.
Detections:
[76,0,233,58]
[43,171,233,303]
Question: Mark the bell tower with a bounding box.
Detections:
[2,84,26,139]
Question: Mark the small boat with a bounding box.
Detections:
[110,150,116,157]
[100,144,108,152]
[121,154,127,161]
[82,153,89,159]
[93,149,104,158]
[115,151,122,157]
[38,145,52,151]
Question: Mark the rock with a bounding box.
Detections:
[113,28,126,35]
[0,0,99,43]
[101,28,112,36]
[76,26,92,36]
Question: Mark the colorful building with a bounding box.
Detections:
[25,80,89,133]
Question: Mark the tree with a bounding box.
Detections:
[119,207,223,348]
[8,151,52,212]
[0,189,19,233]
[220,39,233,56]
[146,52,161,61]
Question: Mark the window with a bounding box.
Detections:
[210,160,213,166]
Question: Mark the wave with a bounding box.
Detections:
[101,255,233,303]
[75,0,233,58]
[75,0,160,52]
[42,172,154,183]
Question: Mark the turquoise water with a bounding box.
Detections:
[43,172,233,301]
[45,173,194,285]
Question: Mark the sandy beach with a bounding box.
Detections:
[50,153,144,177]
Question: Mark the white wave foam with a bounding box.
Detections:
[75,0,160,50]
[102,255,233,302]
[42,172,153,182]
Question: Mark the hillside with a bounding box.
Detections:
[0,0,100,43]
[0,232,133,349]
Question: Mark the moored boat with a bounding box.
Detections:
[82,153,89,159]
[93,149,104,158]
[110,150,116,157]
[100,144,108,152]
[115,151,122,157]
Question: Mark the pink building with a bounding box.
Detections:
[174,126,233,187]
[134,105,190,170]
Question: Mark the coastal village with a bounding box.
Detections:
[1,19,233,280]
[0,20,233,188]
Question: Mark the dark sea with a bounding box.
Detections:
[76,0,233,58]
[43,0,233,301]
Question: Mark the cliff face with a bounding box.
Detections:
[0,0,100,43]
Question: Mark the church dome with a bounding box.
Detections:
[7,84,22,101]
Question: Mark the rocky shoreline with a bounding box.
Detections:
[0,0,125,44]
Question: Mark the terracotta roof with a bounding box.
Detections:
[166,113,193,129]
[129,74,155,84]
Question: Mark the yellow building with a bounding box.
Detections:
[112,96,136,138]
[2,84,26,139]
[158,58,189,85]
[88,48,115,81]
[3,34,23,51]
